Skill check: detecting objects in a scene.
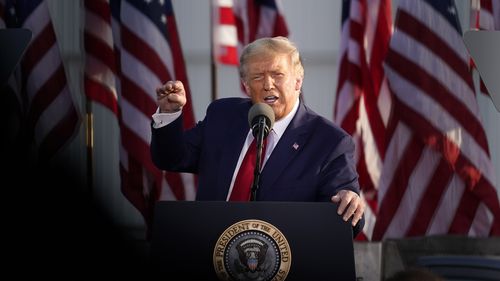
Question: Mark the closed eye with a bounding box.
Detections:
[251,75,264,81]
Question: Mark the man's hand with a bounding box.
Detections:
[156,80,187,113]
[331,190,365,227]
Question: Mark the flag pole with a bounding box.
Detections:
[211,56,217,101]
[85,96,94,198]
[210,0,217,102]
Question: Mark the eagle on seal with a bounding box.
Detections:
[236,238,269,272]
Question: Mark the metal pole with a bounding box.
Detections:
[85,97,94,198]
[210,0,217,101]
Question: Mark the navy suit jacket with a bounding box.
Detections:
[151,98,364,236]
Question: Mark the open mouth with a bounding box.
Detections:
[264,95,278,104]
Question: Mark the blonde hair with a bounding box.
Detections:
[239,36,304,81]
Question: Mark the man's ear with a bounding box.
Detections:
[295,77,303,91]
[242,79,250,93]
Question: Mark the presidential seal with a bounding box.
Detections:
[213,219,292,281]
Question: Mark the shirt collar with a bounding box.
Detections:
[271,97,300,139]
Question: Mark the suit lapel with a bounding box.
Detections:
[260,102,313,189]
[216,101,252,199]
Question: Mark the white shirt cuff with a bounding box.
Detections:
[152,107,182,129]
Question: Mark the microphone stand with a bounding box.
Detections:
[250,117,267,201]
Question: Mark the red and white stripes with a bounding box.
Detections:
[334,0,392,241]
[20,0,81,161]
[83,0,197,233]
[233,0,289,51]
[84,0,118,115]
[374,0,499,240]
[213,0,239,65]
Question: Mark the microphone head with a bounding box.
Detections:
[248,103,275,137]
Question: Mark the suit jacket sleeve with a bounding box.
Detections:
[320,133,364,237]
[150,113,203,173]
[317,134,359,198]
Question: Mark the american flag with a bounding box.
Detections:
[84,0,196,237]
[84,0,118,115]
[334,0,392,241]
[233,0,289,50]
[212,0,289,66]
[470,0,500,97]
[373,0,500,240]
[2,0,81,163]
[471,0,500,31]
[212,0,239,65]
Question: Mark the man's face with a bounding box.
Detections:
[243,53,303,121]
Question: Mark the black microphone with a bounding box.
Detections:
[248,103,275,138]
[247,103,275,201]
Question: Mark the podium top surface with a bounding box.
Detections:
[0,28,32,87]
[463,30,500,112]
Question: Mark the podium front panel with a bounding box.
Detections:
[150,201,356,280]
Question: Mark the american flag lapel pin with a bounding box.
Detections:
[292,142,299,150]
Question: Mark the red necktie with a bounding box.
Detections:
[229,138,267,201]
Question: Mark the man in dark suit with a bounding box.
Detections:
[150,37,365,236]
